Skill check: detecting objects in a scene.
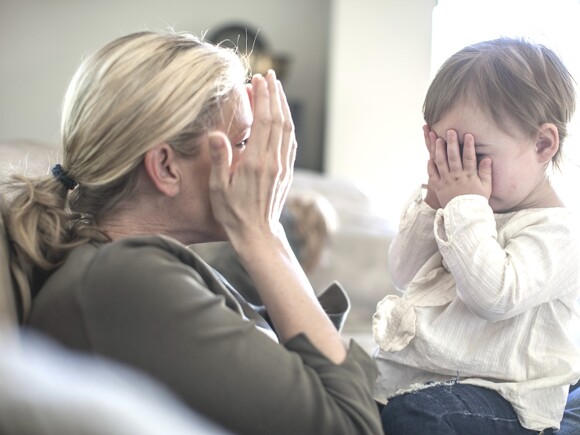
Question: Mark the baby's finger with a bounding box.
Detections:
[434,136,450,174]
[445,129,462,172]
[478,157,493,192]
[427,157,440,181]
[423,125,436,159]
[423,124,430,151]
[461,133,478,173]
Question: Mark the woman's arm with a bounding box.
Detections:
[80,239,382,435]
[208,71,346,364]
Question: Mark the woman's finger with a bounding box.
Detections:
[277,80,295,175]
[207,131,233,220]
[272,79,296,218]
[245,74,271,163]
[245,83,254,111]
[266,70,284,160]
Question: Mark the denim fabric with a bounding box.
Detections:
[380,383,540,434]
[556,382,580,434]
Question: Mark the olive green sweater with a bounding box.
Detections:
[29,235,382,435]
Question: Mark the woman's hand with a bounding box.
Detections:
[207,71,346,364]
[208,70,297,245]
[427,128,492,208]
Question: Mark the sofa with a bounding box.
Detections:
[0,139,399,353]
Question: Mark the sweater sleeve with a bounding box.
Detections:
[80,238,382,435]
[434,195,580,322]
[389,188,439,290]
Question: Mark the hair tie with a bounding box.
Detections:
[51,164,78,190]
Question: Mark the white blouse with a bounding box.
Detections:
[373,192,580,431]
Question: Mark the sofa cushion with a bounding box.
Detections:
[0,207,18,331]
[0,139,60,182]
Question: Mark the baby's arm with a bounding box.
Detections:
[435,197,580,321]
[388,200,439,290]
[388,127,446,289]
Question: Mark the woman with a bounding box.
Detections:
[2,31,382,435]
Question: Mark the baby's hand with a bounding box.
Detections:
[427,129,492,208]
[422,125,442,209]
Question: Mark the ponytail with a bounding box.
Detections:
[2,172,97,321]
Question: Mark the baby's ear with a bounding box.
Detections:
[535,123,559,163]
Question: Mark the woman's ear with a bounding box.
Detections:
[535,123,559,164]
[143,143,181,197]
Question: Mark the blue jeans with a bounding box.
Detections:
[380,383,540,434]
[556,382,580,434]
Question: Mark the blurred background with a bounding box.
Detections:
[1,0,579,222]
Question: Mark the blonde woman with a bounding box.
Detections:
[2,31,381,435]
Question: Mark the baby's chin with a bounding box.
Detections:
[488,197,506,213]
[489,199,523,214]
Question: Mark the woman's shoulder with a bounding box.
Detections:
[40,235,220,305]
[85,235,220,289]
[96,234,196,262]
[32,235,240,333]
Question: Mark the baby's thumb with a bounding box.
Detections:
[478,157,493,190]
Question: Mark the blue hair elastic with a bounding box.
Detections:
[51,164,78,190]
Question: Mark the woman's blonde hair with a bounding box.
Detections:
[423,37,576,169]
[2,30,248,320]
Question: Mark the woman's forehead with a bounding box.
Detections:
[218,85,252,135]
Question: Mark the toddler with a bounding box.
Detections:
[373,37,580,434]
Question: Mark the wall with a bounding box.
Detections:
[0,0,330,171]
[325,0,580,220]
[326,0,437,222]
[1,0,437,215]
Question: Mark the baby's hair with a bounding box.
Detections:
[423,37,576,169]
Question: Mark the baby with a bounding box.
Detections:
[373,37,580,434]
